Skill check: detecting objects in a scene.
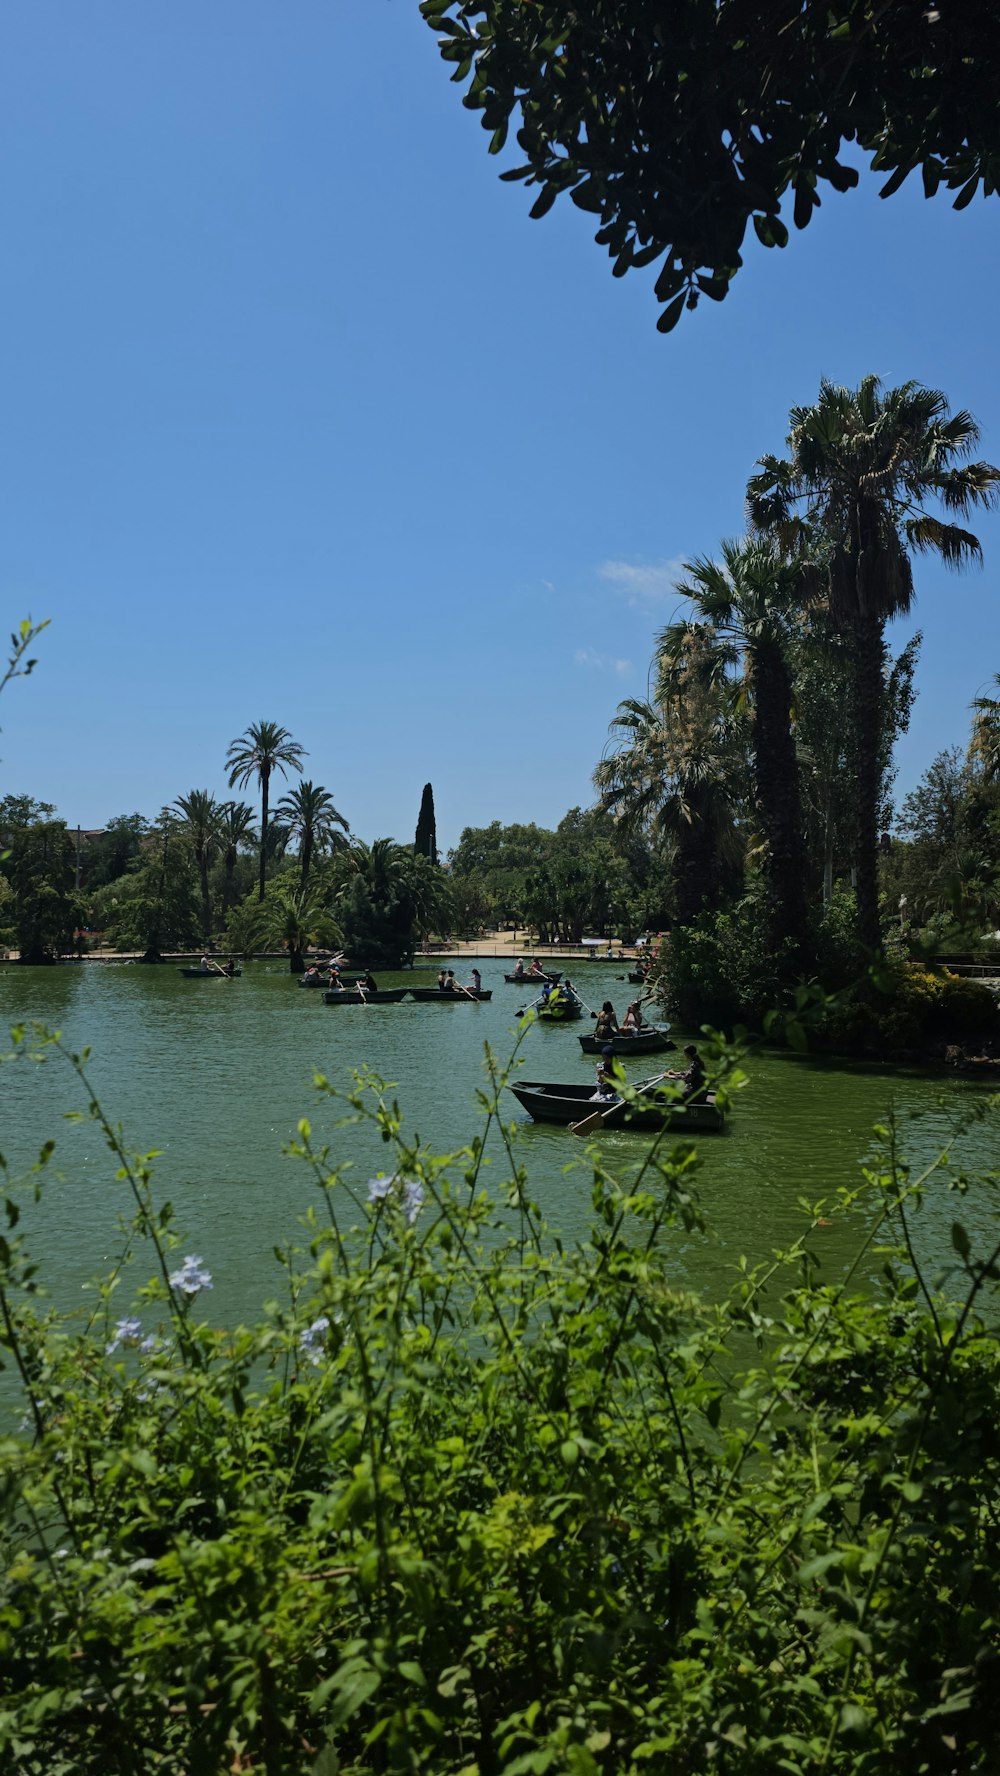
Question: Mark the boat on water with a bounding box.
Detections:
[322,987,408,1005]
[504,971,561,985]
[407,987,493,1002]
[300,970,372,989]
[627,970,651,985]
[536,997,584,1022]
[509,1078,723,1132]
[578,1029,674,1056]
[178,967,242,979]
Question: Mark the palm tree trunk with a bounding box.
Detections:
[853,617,885,953]
[301,830,312,892]
[198,851,212,939]
[258,767,270,903]
[223,850,236,913]
[752,636,807,959]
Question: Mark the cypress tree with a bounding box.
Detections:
[414,783,437,864]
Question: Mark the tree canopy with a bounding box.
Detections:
[423,0,1000,329]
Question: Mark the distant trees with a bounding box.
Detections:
[7,822,80,964]
[173,791,219,939]
[225,722,306,903]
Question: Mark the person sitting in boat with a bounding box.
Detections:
[563,977,578,1003]
[444,969,459,993]
[513,960,526,981]
[327,961,345,991]
[621,999,645,1035]
[360,972,378,993]
[468,967,481,994]
[666,1043,707,1101]
[540,980,553,1005]
[437,968,448,991]
[594,1001,618,1041]
[593,1044,619,1099]
[529,959,546,978]
[223,957,237,977]
[303,963,320,980]
[199,954,212,974]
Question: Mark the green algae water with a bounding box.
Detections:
[1,959,996,1329]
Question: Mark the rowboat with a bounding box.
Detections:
[535,998,584,1022]
[407,987,493,1002]
[509,1079,723,1132]
[177,967,242,978]
[504,971,561,985]
[322,987,408,1005]
[578,1029,674,1056]
[627,970,651,985]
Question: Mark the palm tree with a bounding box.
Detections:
[748,376,999,952]
[225,721,306,902]
[250,880,342,974]
[595,626,746,926]
[275,780,349,890]
[661,538,816,959]
[217,801,257,913]
[173,790,220,939]
[970,677,1000,783]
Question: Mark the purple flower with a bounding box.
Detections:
[366,1175,424,1226]
[107,1316,143,1354]
[366,1175,394,1205]
[402,1180,425,1225]
[169,1255,213,1296]
[300,1315,331,1366]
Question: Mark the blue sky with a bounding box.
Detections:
[1,2,998,851]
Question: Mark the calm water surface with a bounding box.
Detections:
[1,960,996,1328]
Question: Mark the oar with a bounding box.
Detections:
[569,1072,669,1138]
[205,957,228,977]
[515,994,546,1019]
[355,977,370,1008]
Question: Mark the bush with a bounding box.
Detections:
[822,964,1000,1058]
[2,1027,1000,1773]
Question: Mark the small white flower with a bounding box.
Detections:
[402,1180,425,1225]
[107,1316,143,1354]
[366,1175,394,1204]
[139,1335,159,1355]
[169,1255,213,1296]
[300,1315,330,1366]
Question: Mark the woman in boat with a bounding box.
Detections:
[468,967,482,994]
[529,959,546,979]
[437,968,448,991]
[360,972,378,993]
[513,960,526,981]
[594,1001,618,1041]
[621,999,645,1035]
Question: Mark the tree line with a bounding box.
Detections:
[0,728,451,969]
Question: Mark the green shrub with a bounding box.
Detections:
[2,1027,1000,1774]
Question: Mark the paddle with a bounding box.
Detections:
[355,977,370,1008]
[569,1072,670,1138]
[515,994,546,1019]
[204,956,227,977]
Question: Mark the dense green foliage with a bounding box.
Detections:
[415,783,438,865]
[2,1027,1000,1772]
[424,0,1000,330]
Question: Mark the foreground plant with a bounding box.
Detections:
[1,1026,998,1774]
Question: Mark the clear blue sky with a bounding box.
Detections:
[1,2,998,851]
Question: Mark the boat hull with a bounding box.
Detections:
[509,1080,723,1132]
[407,987,493,1002]
[177,967,242,978]
[321,988,408,1005]
[504,971,561,985]
[536,1003,584,1022]
[578,1030,674,1056]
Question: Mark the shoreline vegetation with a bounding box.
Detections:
[2,1024,999,1771]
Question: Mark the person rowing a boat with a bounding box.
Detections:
[358,972,378,993]
[665,1043,707,1101]
[594,1001,618,1041]
[199,954,212,974]
[444,969,459,993]
[529,959,547,979]
[594,1043,619,1098]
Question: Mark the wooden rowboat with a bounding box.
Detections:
[407,987,493,1002]
[177,967,242,978]
[322,987,408,1005]
[504,971,561,985]
[535,999,584,1022]
[627,970,651,985]
[578,1029,674,1056]
[509,1079,723,1132]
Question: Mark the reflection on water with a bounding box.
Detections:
[0,960,995,1327]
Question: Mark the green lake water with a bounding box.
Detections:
[1,959,996,1331]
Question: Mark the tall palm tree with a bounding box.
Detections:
[225,721,306,902]
[661,538,816,959]
[217,801,257,913]
[748,376,999,952]
[250,880,342,974]
[595,626,746,926]
[173,790,220,939]
[275,779,349,890]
